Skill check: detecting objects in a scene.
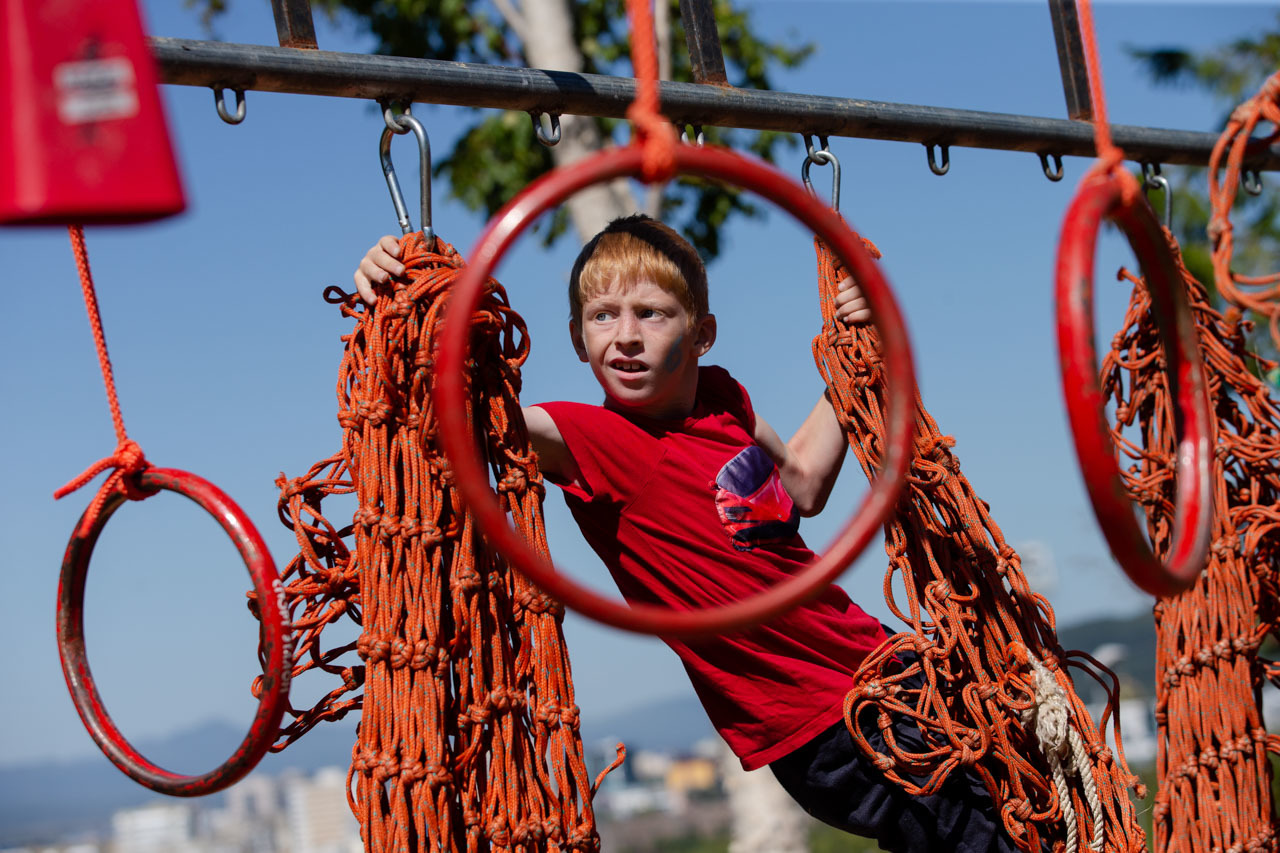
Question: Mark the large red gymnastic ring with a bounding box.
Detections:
[1056,172,1213,598]
[435,142,918,637]
[57,468,291,795]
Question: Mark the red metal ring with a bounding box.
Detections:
[435,143,918,637]
[1056,172,1213,597]
[57,468,290,796]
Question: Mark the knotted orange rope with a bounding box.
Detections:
[624,0,677,183]
[1207,70,1280,350]
[1102,173,1280,853]
[813,236,1146,852]
[250,234,616,852]
[54,225,154,534]
[1064,11,1280,849]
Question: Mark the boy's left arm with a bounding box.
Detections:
[753,275,870,517]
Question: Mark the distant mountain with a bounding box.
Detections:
[0,717,360,847]
[0,610,1161,847]
[0,692,711,847]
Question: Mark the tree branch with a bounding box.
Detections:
[491,0,532,46]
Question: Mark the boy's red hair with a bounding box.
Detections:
[569,215,708,325]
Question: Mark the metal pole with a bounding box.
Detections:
[1047,0,1093,121]
[150,37,1280,170]
[678,0,729,86]
[270,0,319,50]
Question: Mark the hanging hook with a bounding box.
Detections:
[679,124,706,146]
[801,135,841,211]
[530,111,561,147]
[379,111,434,248]
[382,100,414,134]
[1141,162,1172,229]
[1242,169,1264,197]
[1039,153,1064,182]
[213,88,246,125]
[925,143,950,177]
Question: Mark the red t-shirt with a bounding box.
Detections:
[537,365,887,770]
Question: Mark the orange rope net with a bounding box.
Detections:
[1102,227,1280,853]
[250,234,614,851]
[812,237,1147,853]
[1099,70,1280,852]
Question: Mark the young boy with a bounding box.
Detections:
[354,215,1015,853]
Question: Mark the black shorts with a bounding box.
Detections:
[768,648,1020,853]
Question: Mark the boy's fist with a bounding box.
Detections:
[353,235,405,305]
[834,276,871,325]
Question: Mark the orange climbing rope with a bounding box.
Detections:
[1102,229,1280,853]
[253,234,614,851]
[813,235,1145,853]
[54,226,153,526]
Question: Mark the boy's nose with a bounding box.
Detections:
[616,313,642,344]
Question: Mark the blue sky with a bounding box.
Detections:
[0,1,1273,776]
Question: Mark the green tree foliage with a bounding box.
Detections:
[1129,16,1280,365]
[236,0,813,258]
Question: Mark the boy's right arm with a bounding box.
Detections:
[523,405,580,489]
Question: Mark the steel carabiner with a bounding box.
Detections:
[1142,162,1173,229]
[926,143,950,176]
[1242,169,1264,197]
[530,111,562,147]
[1039,153,1064,182]
[214,88,246,125]
[679,124,706,146]
[801,135,841,211]
[379,110,434,247]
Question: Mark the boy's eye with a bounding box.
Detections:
[593,311,612,322]
[638,308,659,319]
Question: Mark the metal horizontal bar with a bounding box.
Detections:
[151,37,1280,170]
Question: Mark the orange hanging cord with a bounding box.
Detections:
[1075,0,1140,206]
[54,225,153,531]
[624,0,677,182]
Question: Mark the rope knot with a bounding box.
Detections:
[425,761,452,789]
[341,666,364,691]
[353,506,382,528]
[355,397,392,427]
[389,637,409,669]
[860,680,887,700]
[389,287,415,318]
[410,641,434,670]
[357,631,391,663]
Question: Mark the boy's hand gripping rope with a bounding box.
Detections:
[54,226,289,796]
[434,143,918,636]
[1054,0,1213,597]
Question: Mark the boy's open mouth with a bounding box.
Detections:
[610,360,648,373]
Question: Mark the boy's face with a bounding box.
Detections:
[570,277,716,420]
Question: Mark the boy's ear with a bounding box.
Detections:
[569,319,589,363]
[693,313,717,357]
